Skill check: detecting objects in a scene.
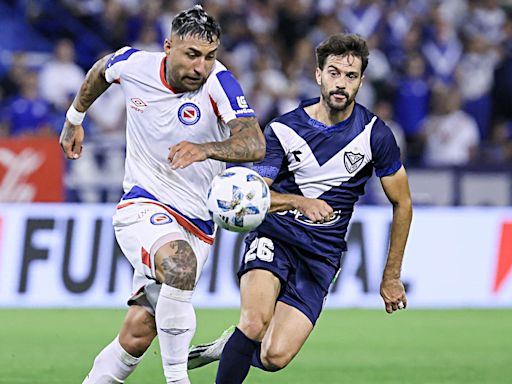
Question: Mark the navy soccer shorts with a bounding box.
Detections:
[238,231,340,325]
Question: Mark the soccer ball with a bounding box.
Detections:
[207,167,270,232]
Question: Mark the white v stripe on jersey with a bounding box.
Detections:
[270,116,377,198]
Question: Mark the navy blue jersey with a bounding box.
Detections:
[253,97,402,266]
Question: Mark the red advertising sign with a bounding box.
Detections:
[0,137,64,202]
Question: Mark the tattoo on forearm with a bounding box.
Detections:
[205,117,264,162]
[159,240,197,290]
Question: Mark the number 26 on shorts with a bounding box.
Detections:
[244,237,274,263]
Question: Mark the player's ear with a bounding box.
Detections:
[358,75,364,89]
[164,38,172,54]
[315,68,321,85]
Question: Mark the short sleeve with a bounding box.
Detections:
[208,70,256,123]
[252,123,286,181]
[104,47,139,83]
[370,119,402,177]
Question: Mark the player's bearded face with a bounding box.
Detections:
[318,54,362,112]
[166,34,219,92]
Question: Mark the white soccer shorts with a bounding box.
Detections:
[112,198,212,299]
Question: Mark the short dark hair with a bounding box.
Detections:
[316,34,369,73]
[171,5,221,43]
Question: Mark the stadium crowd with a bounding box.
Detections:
[1,0,512,200]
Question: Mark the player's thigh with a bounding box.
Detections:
[261,301,313,367]
[114,202,209,287]
[238,269,281,339]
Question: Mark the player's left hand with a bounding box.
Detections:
[380,278,407,314]
[168,141,208,169]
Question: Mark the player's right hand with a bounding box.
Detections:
[295,197,333,223]
[59,120,84,159]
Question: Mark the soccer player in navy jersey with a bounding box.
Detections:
[188,33,413,383]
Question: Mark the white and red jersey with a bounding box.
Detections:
[104,47,255,240]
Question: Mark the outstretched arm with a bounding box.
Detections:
[264,178,334,223]
[59,54,111,159]
[379,166,413,314]
[168,116,265,169]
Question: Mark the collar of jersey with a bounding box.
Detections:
[160,56,179,93]
[299,97,354,133]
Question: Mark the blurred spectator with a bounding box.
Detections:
[38,39,85,112]
[489,119,512,163]
[491,13,512,123]
[365,33,392,100]
[422,12,462,86]
[374,99,407,161]
[309,14,344,47]
[386,21,424,73]
[457,34,501,139]
[463,0,507,44]
[393,52,430,161]
[276,0,315,57]
[338,0,385,38]
[436,0,468,29]
[0,53,28,99]
[132,23,162,51]
[98,0,128,49]
[421,86,480,166]
[126,0,164,46]
[2,70,53,137]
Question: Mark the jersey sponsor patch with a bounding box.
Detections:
[178,102,201,125]
[150,212,173,225]
[344,151,364,173]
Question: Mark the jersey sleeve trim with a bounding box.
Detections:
[253,165,280,180]
[105,47,139,83]
[375,159,402,177]
[215,70,256,118]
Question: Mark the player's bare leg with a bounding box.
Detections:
[83,305,156,384]
[154,239,197,384]
[119,305,157,357]
[215,269,280,383]
[259,301,313,370]
[238,269,280,340]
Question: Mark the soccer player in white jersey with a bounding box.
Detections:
[59,6,265,384]
[188,34,413,383]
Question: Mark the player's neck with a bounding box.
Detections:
[305,100,354,126]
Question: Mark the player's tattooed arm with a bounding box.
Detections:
[60,54,112,159]
[168,117,265,169]
[73,54,112,112]
[204,117,266,162]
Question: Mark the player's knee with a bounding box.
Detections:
[155,240,197,290]
[238,312,270,340]
[261,346,294,372]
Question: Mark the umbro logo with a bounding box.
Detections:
[130,98,147,112]
[159,328,190,336]
[344,151,364,173]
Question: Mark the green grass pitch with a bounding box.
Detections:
[0,308,511,383]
